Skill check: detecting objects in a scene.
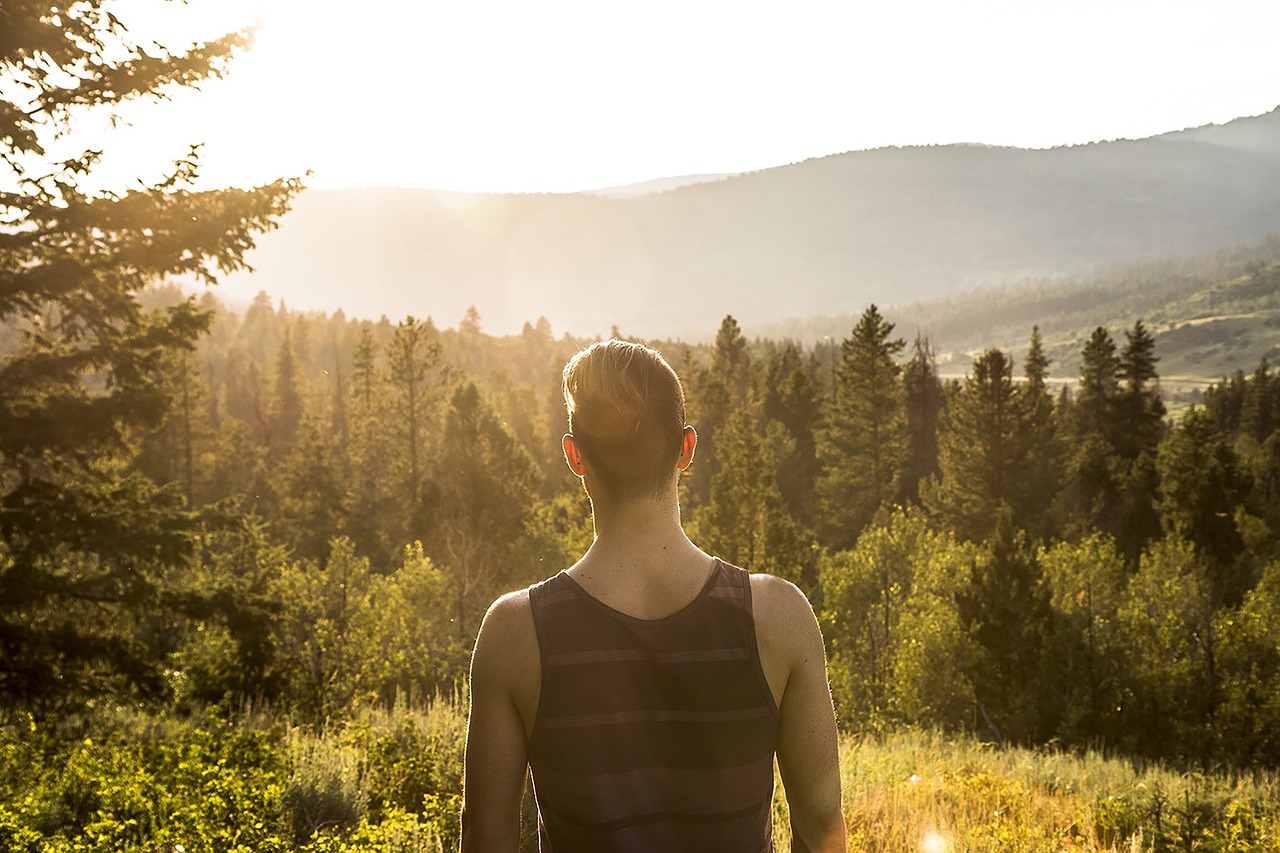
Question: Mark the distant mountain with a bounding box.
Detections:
[219,107,1280,338]
[583,173,738,198]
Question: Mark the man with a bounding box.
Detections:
[462,340,845,852]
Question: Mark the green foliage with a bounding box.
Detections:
[271,539,464,722]
[0,0,299,710]
[923,348,1045,542]
[899,335,944,505]
[1038,534,1130,744]
[422,381,541,639]
[1118,535,1218,760]
[1157,407,1252,591]
[0,700,468,853]
[820,508,978,730]
[960,508,1053,744]
[691,402,813,588]
[816,305,906,548]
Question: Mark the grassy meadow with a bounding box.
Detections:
[5,697,1279,853]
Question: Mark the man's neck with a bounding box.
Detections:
[569,489,713,606]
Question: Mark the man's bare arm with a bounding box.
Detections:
[756,576,847,853]
[461,592,536,853]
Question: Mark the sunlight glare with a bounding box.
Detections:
[921,830,951,853]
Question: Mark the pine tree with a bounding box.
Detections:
[276,413,348,563]
[1063,327,1125,540]
[1113,320,1166,555]
[924,348,1037,542]
[1156,407,1252,600]
[1240,359,1275,444]
[686,315,751,507]
[693,401,811,591]
[1074,326,1122,442]
[344,326,396,566]
[762,343,822,528]
[135,348,216,506]
[1019,327,1061,539]
[960,506,1052,743]
[387,316,443,542]
[0,1,299,707]
[268,328,305,459]
[1116,320,1164,459]
[816,305,906,549]
[900,334,944,505]
[423,382,540,637]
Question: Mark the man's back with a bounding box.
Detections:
[527,559,777,851]
[463,559,844,852]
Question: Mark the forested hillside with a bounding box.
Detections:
[767,236,1280,394]
[12,290,1280,772]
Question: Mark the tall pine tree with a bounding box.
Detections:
[816,305,905,549]
[0,1,299,707]
[924,348,1038,543]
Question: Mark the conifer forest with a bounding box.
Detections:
[6,2,1280,851]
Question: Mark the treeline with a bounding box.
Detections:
[9,283,1280,769]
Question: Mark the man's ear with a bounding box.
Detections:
[563,433,586,477]
[677,425,697,471]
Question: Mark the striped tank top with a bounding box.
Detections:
[527,559,780,852]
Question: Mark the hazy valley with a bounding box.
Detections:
[222,106,1280,370]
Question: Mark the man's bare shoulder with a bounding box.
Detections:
[749,573,825,711]
[749,573,820,636]
[476,589,535,648]
[472,590,537,675]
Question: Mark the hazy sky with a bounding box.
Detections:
[85,0,1280,193]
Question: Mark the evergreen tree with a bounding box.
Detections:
[924,348,1037,542]
[761,343,822,528]
[423,382,540,637]
[276,414,348,563]
[692,401,811,591]
[1019,327,1061,539]
[387,316,442,542]
[268,328,305,459]
[1156,407,1252,600]
[1240,359,1275,443]
[1110,321,1166,554]
[816,305,906,549]
[900,334,943,505]
[1062,327,1125,541]
[1116,320,1164,459]
[345,326,395,566]
[135,348,216,506]
[0,1,299,707]
[1075,327,1122,440]
[960,506,1052,744]
[686,315,751,507]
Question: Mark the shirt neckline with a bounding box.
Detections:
[556,558,724,627]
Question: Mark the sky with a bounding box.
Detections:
[81,0,1280,194]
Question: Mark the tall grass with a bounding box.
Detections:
[790,729,1280,852]
[6,698,1279,851]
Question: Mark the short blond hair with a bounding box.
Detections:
[562,340,686,498]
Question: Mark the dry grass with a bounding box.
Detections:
[772,729,1280,852]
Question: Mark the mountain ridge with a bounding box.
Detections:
[218,107,1280,339]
